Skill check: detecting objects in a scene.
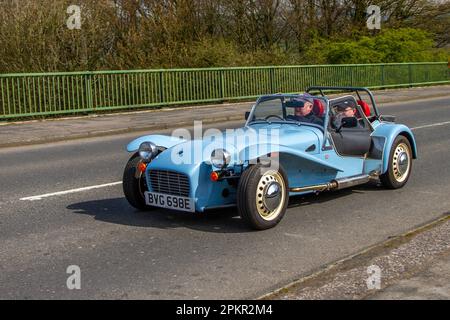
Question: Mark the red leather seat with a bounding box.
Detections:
[313,99,325,117]
[357,100,371,117]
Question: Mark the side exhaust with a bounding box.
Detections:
[290,174,372,193]
[333,175,371,190]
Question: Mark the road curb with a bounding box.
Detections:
[258,213,450,300]
[375,93,450,104]
[0,116,245,149]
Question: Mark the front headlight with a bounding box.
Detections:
[211,149,231,169]
[139,142,157,162]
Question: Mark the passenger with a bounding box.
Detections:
[287,98,324,126]
[333,102,360,128]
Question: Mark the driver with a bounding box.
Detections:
[287,98,323,126]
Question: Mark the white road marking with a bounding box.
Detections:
[17,120,450,202]
[411,121,450,131]
[20,181,122,201]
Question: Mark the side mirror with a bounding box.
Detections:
[336,117,358,132]
[379,115,396,123]
[245,111,251,121]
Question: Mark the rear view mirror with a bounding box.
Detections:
[245,111,251,120]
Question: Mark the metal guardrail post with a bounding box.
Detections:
[408,64,413,87]
[159,71,164,104]
[86,73,94,110]
[220,70,225,100]
[351,66,354,86]
[270,68,275,93]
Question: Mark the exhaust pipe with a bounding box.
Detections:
[290,182,337,193]
[332,175,371,190]
[290,174,371,193]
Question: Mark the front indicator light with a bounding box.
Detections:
[210,171,220,182]
[138,162,147,174]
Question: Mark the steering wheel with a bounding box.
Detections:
[264,115,284,121]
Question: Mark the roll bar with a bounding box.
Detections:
[306,86,380,117]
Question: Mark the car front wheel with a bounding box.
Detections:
[380,135,413,189]
[122,153,154,210]
[237,162,289,230]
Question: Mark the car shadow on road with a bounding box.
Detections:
[67,198,250,234]
[67,181,384,233]
[287,180,384,208]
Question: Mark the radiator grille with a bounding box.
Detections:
[148,170,190,197]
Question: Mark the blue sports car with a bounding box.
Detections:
[122,86,417,230]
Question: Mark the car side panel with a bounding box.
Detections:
[239,144,344,172]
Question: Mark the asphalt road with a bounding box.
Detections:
[0,96,449,299]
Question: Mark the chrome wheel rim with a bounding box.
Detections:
[255,170,286,221]
[392,142,411,183]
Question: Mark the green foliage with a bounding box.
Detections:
[0,1,448,73]
[323,28,448,64]
[183,38,243,68]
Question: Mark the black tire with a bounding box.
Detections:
[237,162,289,230]
[380,135,413,189]
[122,153,153,210]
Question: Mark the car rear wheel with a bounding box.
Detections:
[123,153,154,210]
[237,162,289,230]
[380,136,413,189]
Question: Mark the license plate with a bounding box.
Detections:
[145,192,195,213]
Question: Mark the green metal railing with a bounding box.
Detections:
[0,62,448,119]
